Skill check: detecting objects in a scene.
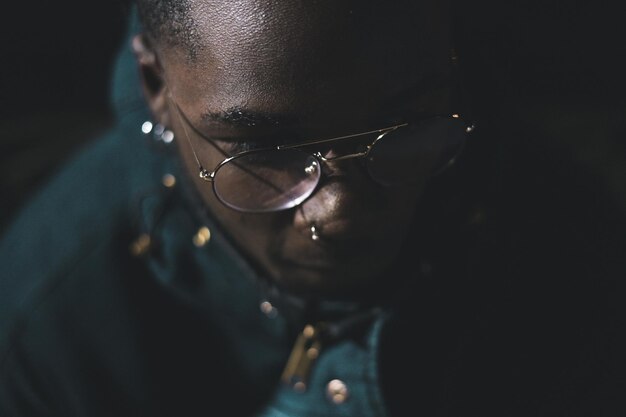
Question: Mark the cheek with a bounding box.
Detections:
[383,184,428,229]
[385,178,428,207]
[176,147,287,251]
[212,208,294,279]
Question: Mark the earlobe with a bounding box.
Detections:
[132,34,170,126]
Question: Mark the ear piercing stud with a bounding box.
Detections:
[141,121,175,143]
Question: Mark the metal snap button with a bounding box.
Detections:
[192,226,211,247]
[326,379,349,404]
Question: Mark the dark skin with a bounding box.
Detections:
[133,0,454,299]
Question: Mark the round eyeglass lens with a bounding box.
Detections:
[212,149,321,212]
[366,116,469,186]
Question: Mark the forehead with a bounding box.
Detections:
[163,0,452,126]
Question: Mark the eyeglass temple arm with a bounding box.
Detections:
[170,98,233,181]
[275,123,408,151]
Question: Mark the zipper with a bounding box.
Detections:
[280,322,325,392]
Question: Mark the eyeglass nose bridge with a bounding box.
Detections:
[312,128,398,163]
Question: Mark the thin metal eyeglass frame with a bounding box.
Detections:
[169,95,474,212]
[170,96,409,183]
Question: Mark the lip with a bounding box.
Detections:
[280,257,340,271]
[280,227,396,269]
[307,216,389,241]
[274,234,400,296]
[279,245,376,275]
[266,220,408,295]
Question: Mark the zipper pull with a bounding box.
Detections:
[281,323,324,392]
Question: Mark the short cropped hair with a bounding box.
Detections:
[136,0,200,58]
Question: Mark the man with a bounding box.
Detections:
[1,1,623,416]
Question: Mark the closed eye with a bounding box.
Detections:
[220,133,300,155]
[223,140,261,154]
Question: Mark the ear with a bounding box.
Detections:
[132,34,171,127]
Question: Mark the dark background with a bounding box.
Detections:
[1,0,625,235]
[0,1,131,234]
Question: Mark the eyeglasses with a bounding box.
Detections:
[170,97,475,213]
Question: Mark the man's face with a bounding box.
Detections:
[145,0,454,298]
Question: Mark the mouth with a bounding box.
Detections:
[307,215,394,241]
[257,212,415,297]
[263,200,418,295]
[277,225,404,275]
[271,242,398,297]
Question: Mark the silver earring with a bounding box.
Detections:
[141,121,175,144]
[310,225,320,241]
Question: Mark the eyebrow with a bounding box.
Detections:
[198,73,453,130]
[201,107,299,128]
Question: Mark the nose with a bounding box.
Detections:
[292,156,378,239]
[293,182,349,238]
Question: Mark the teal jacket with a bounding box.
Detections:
[1,7,624,417]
